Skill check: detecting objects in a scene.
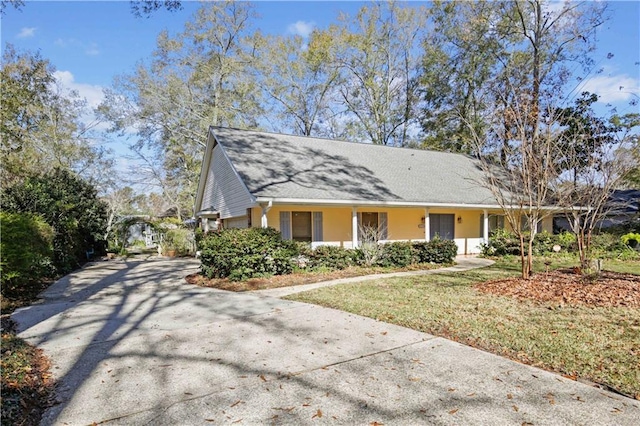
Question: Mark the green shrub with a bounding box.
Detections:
[621,232,640,248]
[556,231,577,251]
[532,230,553,255]
[413,238,458,264]
[1,168,107,274]
[163,228,195,255]
[308,245,354,270]
[591,233,622,253]
[481,229,521,256]
[198,227,298,280]
[129,239,147,248]
[379,241,414,267]
[0,212,55,297]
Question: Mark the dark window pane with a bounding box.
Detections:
[292,211,312,242]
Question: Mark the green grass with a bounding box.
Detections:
[287,256,640,398]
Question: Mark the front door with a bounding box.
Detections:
[430,214,455,240]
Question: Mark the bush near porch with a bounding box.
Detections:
[481,229,640,260]
[198,228,457,281]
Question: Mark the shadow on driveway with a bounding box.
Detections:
[12,259,639,425]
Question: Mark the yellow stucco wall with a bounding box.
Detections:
[248,205,514,244]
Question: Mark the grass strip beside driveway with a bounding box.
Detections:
[287,258,640,399]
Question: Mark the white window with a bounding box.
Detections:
[279,211,323,242]
[357,212,388,241]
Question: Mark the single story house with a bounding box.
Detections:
[194,127,555,254]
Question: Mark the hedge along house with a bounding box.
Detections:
[194,127,554,255]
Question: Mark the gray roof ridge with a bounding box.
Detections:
[209,125,477,160]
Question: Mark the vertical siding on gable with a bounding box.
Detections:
[201,144,254,218]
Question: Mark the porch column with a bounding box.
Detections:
[260,200,273,228]
[483,209,489,242]
[352,207,358,248]
[424,208,430,241]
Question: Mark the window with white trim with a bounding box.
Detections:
[279,211,323,242]
[357,212,388,241]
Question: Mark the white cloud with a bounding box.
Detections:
[287,20,315,38]
[54,70,104,108]
[54,38,100,56]
[53,70,108,132]
[578,74,640,103]
[54,38,70,47]
[17,27,36,38]
[85,43,100,56]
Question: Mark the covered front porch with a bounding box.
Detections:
[243,203,542,255]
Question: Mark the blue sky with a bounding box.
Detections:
[2,0,639,169]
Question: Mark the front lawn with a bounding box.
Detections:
[287,256,640,399]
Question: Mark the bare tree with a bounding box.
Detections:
[554,111,639,271]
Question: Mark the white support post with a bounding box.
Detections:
[352,207,358,248]
[483,209,489,243]
[260,200,273,228]
[424,208,430,242]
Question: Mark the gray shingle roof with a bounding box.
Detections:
[211,126,499,206]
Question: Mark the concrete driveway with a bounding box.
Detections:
[12,258,639,425]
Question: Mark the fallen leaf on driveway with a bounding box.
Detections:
[545,393,555,405]
[312,409,323,419]
[231,400,243,408]
[448,409,459,415]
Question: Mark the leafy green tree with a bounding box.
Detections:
[554,92,616,184]
[320,2,427,146]
[613,113,640,188]
[420,0,504,153]
[1,45,112,185]
[2,168,108,273]
[0,0,24,15]
[253,32,339,136]
[129,0,181,17]
[462,0,608,278]
[99,1,262,219]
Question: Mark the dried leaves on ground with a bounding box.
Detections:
[475,270,640,308]
[1,316,55,425]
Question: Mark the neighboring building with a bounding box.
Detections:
[194,127,555,254]
[600,189,640,228]
[555,189,640,231]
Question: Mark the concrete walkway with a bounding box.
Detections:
[254,256,495,297]
[11,258,639,425]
